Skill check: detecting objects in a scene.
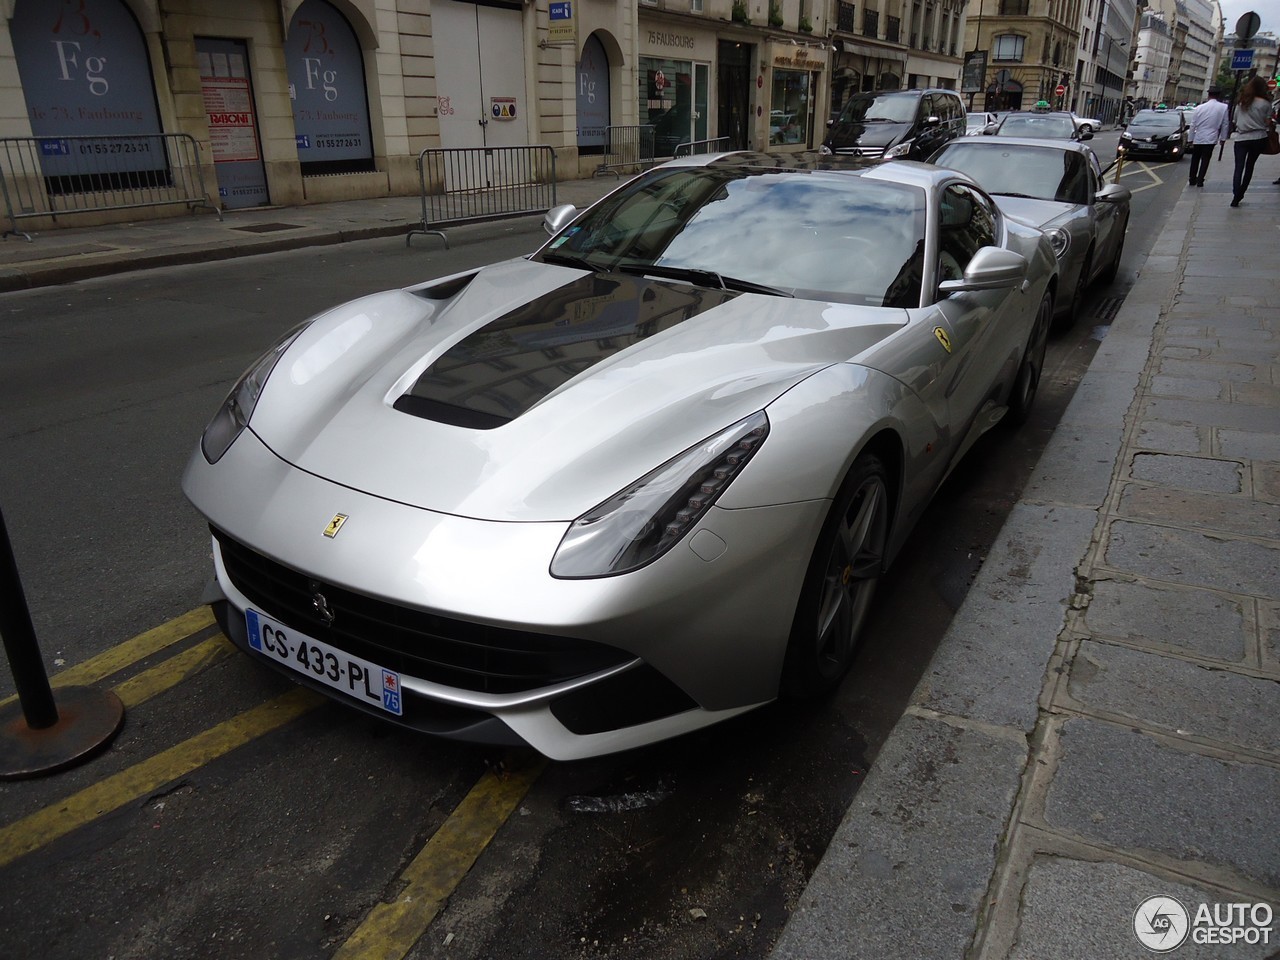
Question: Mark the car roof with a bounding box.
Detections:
[668,151,968,192]
[938,135,1093,155]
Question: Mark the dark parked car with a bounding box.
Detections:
[1118,108,1188,161]
[821,88,965,161]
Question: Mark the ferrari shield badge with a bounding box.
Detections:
[933,326,952,354]
[323,514,349,538]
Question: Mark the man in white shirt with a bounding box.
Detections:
[1187,88,1230,187]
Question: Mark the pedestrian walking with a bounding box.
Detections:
[1187,88,1230,187]
[1228,76,1273,207]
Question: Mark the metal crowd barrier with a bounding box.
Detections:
[407,145,557,248]
[674,137,731,158]
[593,125,656,178]
[0,133,220,241]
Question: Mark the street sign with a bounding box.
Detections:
[1231,49,1255,70]
[1236,11,1261,42]
[1055,84,1066,96]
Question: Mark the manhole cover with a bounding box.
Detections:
[230,222,303,234]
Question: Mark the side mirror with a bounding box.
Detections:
[1095,182,1131,204]
[923,115,942,126]
[827,118,835,128]
[543,203,578,236]
[938,247,1028,293]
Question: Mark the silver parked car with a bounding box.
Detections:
[1071,113,1102,135]
[930,137,1130,326]
[183,153,1058,760]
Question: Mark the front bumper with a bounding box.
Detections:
[184,430,828,760]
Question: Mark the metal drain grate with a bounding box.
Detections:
[1092,296,1125,324]
[230,222,303,234]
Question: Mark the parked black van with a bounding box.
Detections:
[821,88,965,161]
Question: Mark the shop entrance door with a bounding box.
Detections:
[717,41,753,150]
[196,37,269,208]
[433,0,528,151]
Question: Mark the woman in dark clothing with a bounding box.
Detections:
[1230,76,1272,207]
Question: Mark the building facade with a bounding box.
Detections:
[1132,12,1173,108]
[962,0,1083,114]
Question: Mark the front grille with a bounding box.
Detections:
[834,146,885,159]
[214,529,631,694]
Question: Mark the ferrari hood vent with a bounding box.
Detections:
[394,271,738,428]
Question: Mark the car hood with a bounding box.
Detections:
[825,120,910,149]
[991,194,1077,230]
[247,258,906,521]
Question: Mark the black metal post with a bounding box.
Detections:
[0,504,58,729]
[0,501,125,779]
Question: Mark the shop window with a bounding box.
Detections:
[577,34,610,154]
[286,0,375,175]
[12,0,167,194]
[640,57,708,155]
[771,69,812,145]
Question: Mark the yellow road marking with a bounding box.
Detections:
[113,635,236,708]
[1116,160,1166,193]
[333,759,547,960]
[0,688,319,869]
[0,606,216,710]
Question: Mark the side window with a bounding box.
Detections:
[937,184,997,283]
[919,96,934,122]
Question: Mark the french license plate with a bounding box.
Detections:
[245,609,403,716]
[1134,142,1156,150]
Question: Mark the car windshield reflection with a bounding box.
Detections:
[934,142,1091,204]
[537,167,929,308]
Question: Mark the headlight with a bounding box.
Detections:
[201,325,307,463]
[819,143,833,156]
[883,140,914,158]
[550,412,769,578]
[1045,227,1071,260]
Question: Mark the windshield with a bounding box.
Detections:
[1128,112,1181,132]
[934,142,1091,205]
[995,115,1076,139]
[538,167,928,308]
[838,93,919,124]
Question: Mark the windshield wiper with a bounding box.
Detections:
[993,191,1044,199]
[541,251,599,271]
[617,263,792,297]
[860,116,897,122]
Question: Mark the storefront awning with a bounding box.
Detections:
[835,38,908,65]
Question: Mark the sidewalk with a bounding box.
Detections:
[0,176,621,292]
[772,167,1280,956]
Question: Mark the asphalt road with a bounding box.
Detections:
[0,137,1186,960]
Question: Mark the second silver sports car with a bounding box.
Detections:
[930,137,1130,327]
[183,153,1058,760]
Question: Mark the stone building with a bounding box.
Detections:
[0,0,840,225]
[1132,11,1173,108]
[962,0,1083,113]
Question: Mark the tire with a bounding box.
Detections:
[1058,250,1092,330]
[781,453,891,699]
[1007,291,1053,428]
[1098,215,1127,284]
